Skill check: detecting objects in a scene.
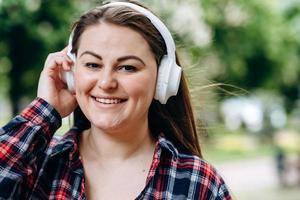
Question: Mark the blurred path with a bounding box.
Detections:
[214,157,300,200]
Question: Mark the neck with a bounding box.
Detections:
[80,119,155,163]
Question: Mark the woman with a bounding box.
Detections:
[0,1,232,199]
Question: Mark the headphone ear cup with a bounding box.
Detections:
[155,56,181,104]
[62,41,76,93]
[61,69,75,93]
[154,56,168,103]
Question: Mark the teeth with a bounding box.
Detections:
[95,98,122,104]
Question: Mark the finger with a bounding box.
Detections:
[46,53,67,69]
[62,59,72,71]
[53,57,64,68]
[65,55,73,64]
[61,46,68,53]
[59,54,73,70]
[57,76,67,88]
[61,47,74,63]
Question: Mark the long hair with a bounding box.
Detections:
[71,0,202,157]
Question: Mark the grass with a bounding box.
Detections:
[236,186,300,200]
[55,117,74,135]
[201,127,275,163]
[202,142,274,163]
[0,117,10,128]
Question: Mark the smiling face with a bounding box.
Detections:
[74,22,157,132]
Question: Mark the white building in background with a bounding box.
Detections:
[221,96,287,133]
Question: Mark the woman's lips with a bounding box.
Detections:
[92,96,127,104]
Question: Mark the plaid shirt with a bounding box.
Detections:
[0,98,232,200]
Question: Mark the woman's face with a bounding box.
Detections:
[74,22,157,132]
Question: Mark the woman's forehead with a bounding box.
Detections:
[77,23,154,57]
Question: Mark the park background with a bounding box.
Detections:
[0,0,300,199]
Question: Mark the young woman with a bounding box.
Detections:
[0,1,232,199]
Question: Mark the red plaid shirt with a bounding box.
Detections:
[0,98,232,199]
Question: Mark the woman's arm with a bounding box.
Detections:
[0,48,77,199]
[0,98,61,199]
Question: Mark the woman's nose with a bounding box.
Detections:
[97,70,118,90]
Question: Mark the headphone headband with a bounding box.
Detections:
[102,2,176,60]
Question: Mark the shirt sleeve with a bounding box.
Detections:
[0,97,61,199]
[216,180,233,200]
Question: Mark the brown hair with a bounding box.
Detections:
[71,0,202,157]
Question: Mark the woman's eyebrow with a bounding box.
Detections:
[79,51,102,60]
[79,52,146,66]
[117,55,145,66]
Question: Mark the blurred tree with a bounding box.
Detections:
[198,0,300,111]
[0,0,102,115]
[144,0,300,138]
[0,0,75,114]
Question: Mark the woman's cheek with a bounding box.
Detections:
[75,69,94,91]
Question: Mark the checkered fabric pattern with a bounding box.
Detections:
[0,98,232,199]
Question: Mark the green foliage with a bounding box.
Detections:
[199,0,300,109]
[0,0,79,113]
[153,0,300,111]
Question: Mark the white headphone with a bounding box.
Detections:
[63,1,182,104]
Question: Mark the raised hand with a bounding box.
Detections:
[37,48,77,118]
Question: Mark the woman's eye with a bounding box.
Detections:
[119,65,137,72]
[85,62,100,69]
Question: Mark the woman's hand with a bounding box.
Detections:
[37,48,77,118]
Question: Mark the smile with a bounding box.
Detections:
[92,96,127,104]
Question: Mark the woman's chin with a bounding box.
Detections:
[90,119,125,133]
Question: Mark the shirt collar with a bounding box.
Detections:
[156,134,179,161]
[49,130,180,169]
[49,127,81,160]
